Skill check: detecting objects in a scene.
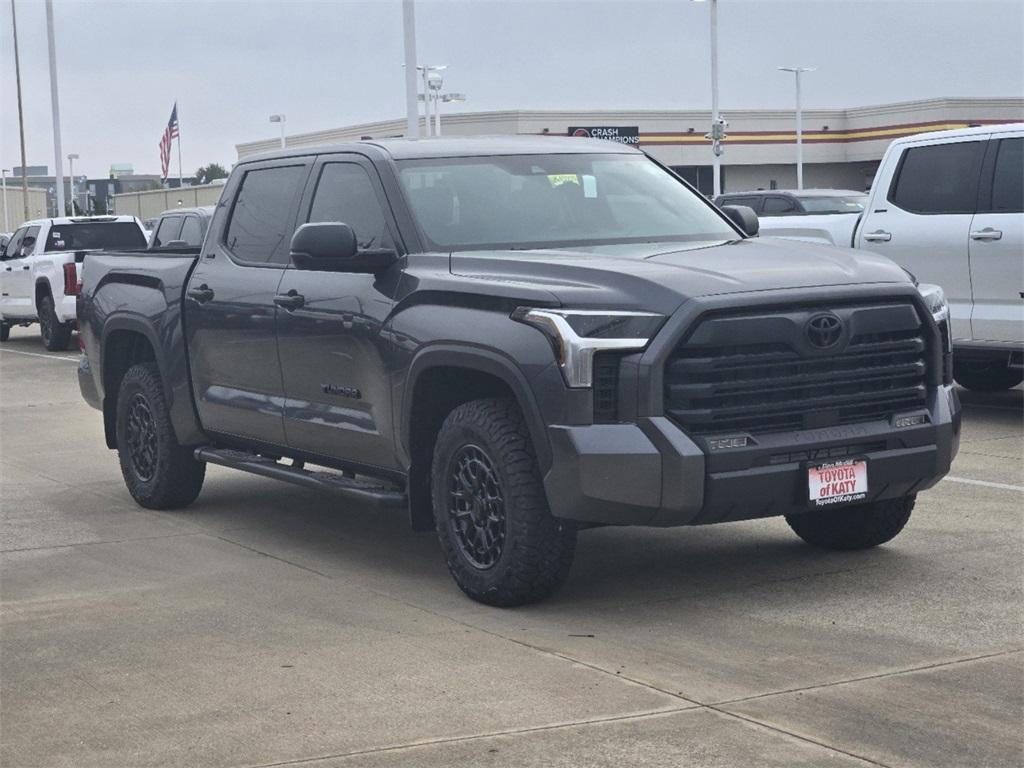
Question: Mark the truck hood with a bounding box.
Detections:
[450,237,910,315]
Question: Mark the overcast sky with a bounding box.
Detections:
[2,0,1022,178]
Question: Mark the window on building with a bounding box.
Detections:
[990,138,1023,213]
[890,141,985,214]
[307,163,392,249]
[225,165,307,264]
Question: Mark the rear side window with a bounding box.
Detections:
[307,163,392,249]
[762,196,798,215]
[152,216,182,247]
[989,138,1023,213]
[889,141,985,214]
[179,215,204,247]
[225,165,307,264]
[44,222,147,251]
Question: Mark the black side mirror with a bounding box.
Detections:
[721,205,759,237]
[290,222,397,274]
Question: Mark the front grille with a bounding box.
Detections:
[664,302,931,436]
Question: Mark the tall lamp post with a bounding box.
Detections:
[416,65,446,136]
[693,0,722,197]
[269,114,286,148]
[67,153,78,213]
[1,169,9,231]
[778,66,815,190]
[45,0,66,216]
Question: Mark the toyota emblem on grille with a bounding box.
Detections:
[806,313,843,349]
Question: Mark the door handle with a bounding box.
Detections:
[273,290,305,310]
[970,228,1003,241]
[3,267,10,272]
[863,230,892,242]
[21,265,29,270]
[187,284,215,303]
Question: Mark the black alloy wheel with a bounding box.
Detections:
[447,443,507,569]
[125,393,158,482]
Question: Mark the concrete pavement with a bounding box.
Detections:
[1,324,1021,767]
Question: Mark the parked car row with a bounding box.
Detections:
[0,207,214,348]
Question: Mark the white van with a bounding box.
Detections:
[854,123,1023,391]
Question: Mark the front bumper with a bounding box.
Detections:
[543,384,961,527]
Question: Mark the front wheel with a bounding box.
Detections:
[38,295,72,351]
[116,362,205,509]
[786,496,915,551]
[953,358,1022,392]
[432,398,576,607]
[0,323,10,342]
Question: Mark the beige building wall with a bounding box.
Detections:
[235,97,1023,192]
[1,186,49,230]
[111,183,227,221]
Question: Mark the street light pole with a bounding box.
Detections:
[417,65,446,137]
[2,169,9,232]
[778,66,815,190]
[67,154,78,213]
[693,0,722,196]
[402,0,419,139]
[45,0,66,216]
[11,0,30,222]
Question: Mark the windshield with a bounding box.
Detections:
[798,195,867,214]
[44,222,146,252]
[397,154,737,250]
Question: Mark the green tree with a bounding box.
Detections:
[192,163,229,186]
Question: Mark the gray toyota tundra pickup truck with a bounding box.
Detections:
[77,136,961,605]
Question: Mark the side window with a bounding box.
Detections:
[179,215,204,247]
[152,216,182,248]
[721,196,760,211]
[2,228,26,259]
[20,226,40,256]
[889,141,985,214]
[989,138,1023,214]
[762,196,797,215]
[225,164,308,264]
[307,163,393,249]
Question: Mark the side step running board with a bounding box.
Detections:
[195,447,406,508]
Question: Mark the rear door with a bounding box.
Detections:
[856,135,987,342]
[276,155,404,469]
[185,159,311,446]
[969,134,1024,344]
[2,226,41,317]
[0,227,30,318]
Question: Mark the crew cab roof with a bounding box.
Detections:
[156,206,215,218]
[887,121,1024,146]
[18,215,139,228]
[241,135,640,165]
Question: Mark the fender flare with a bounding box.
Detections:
[401,344,552,472]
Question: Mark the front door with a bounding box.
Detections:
[969,135,1024,344]
[858,136,987,343]
[185,159,311,446]
[0,226,40,319]
[276,157,404,470]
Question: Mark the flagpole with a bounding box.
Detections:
[176,101,183,188]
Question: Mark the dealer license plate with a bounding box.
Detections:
[808,459,868,508]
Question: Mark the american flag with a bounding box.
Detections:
[159,103,179,182]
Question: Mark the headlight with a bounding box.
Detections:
[512,308,665,388]
[918,283,948,323]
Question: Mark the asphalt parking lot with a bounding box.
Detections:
[1,324,1021,768]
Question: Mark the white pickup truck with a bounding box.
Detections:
[715,189,867,247]
[853,123,1023,391]
[0,215,148,349]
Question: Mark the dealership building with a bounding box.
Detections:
[236,97,1023,195]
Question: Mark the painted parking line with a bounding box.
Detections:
[945,476,1024,493]
[0,348,79,363]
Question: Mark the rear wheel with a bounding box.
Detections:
[116,362,205,509]
[431,398,576,607]
[786,496,915,551]
[953,358,1022,391]
[38,295,72,351]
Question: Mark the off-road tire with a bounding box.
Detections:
[786,495,915,550]
[38,295,72,351]
[0,323,10,342]
[953,358,1023,392]
[116,362,205,509]
[431,398,576,607]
